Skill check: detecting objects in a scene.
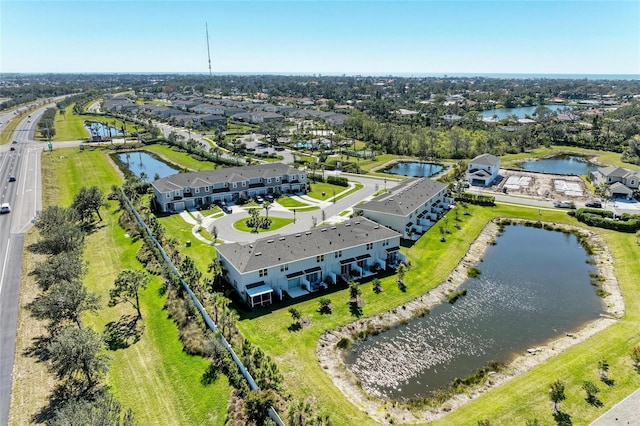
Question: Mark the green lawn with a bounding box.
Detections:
[334,182,364,202]
[156,213,217,272]
[0,107,36,144]
[276,197,311,208]
[29,146,231,425]
[308,182,358,201]
[237,203,640,425]
[52,106,140,141]
[143,143,218,171]
[233,216,294,233]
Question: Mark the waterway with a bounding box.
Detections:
[480,105,571,120]
[384,162,444,178]
[344,224,603,400]
[117,151,179,180]
[518,154,598,175]
[86,121,122,137]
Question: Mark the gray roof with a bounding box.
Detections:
[358,178,447,217]
[216,217,400,273]
[470,153,500,166]
[598,166,637,179]
[608,182,633,194]
[151,163,302,193]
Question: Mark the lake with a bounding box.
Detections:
[117,151,179,180]
[518,155,598,175]
[480,105,570,120]
[86,121,122,137]
[344,225,603,400]
[384,162,444,178]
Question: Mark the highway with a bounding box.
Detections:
[0,106,45,426]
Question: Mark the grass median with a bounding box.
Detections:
[12,146,231,425]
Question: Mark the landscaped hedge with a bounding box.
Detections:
[327,175,349,187]
[454,192,496,206]
[573,208,640,233]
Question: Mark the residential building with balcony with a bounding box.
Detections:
[216,217,403,308]
[355,177,450,239]
[151,163,307,212]
[466,153,501,186]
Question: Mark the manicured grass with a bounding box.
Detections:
[308,182,354,201]
[277,197,311,208]
[14,146,232,425]
[52,106,139,141]
[233,216,294,233]
[339,210,352,216]
[156,213,217,272]
[143,143,218,171]
[334,182,364,201]
[237,203,640,425]
[290,205,320,212]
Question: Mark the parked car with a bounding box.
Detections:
[8,175,16,182]
[553,200,576,209]
[265,194,274,202]
[10,147,15,151]
[12,140,17,144]
[0,203,11,214]
[222,205,232,214]
[585,201,602,208]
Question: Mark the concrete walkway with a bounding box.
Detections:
[591,385,640,425]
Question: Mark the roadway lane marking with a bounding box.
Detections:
[0,237,10,297]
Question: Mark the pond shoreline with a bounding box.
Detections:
[316,219,624,424]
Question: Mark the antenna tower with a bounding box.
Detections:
[206,22,212,76]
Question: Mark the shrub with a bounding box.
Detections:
[336,337,351,350]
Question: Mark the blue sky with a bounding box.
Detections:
[1,1,639,75]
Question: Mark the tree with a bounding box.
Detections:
[35,221,85,255]
[289,307,302,326]
[549,380,566,412]
[582,381,600,405]
[263,201,272,220]
[396,263,407,291]
[28,280,101,331]
[372,278,383,294]
[318,297,332,314]
[108,269,150,319]
[50,392,135,426]
[631,345,640,372]
[598,358,611,384]
[35,205,80,234]
[32,250,86,291]
[71,186,107,223]
[348,281,361,304]
[244,389,277,425]
[211,225,219,243]
[47,326,110,390]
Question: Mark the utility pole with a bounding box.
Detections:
[206,22,212,76]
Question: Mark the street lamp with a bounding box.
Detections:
[293,209,296,223]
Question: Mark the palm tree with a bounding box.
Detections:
[263,201,272,220]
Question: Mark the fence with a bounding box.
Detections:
[120,189,284,425]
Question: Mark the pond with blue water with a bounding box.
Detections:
[480,105,571,120]
[117,151,180,180]
[384,162,444,178]
[518,155,598,175]
[344,224,603,400]
[86,121,122,137]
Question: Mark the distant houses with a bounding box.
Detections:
[216,217,403,308]
[355,177,450,239]
[466,153,501,187]
[151,163,307,212]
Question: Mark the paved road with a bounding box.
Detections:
[199,173,397,244]
[0,106,45,426]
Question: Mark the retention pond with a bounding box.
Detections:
[384,162,444,178]
[117,151,180,180]
[517,154,598,176]
[344,224,604,400]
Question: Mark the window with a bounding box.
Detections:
[267,178,271,183]
[242,182,246,187]
[316,255,324,262]
[195,187,200,193]
[174,190,180,196]
[205,186,210,192]
[233,183,237,188]
[259,268,268,277]
[334,250,342,258]
[276,177,280,182]
[366,243,373,250]
[280,264,289,272]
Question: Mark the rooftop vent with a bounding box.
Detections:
[267,239,274,243]
[279,237,286,241]
[255,252,262,256]
[331,226,336,229]
[321,228,327,232]
[306,232,312,235]
[355,221,360,225]
[296,234,301,237]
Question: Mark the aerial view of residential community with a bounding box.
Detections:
[1,1,640,425]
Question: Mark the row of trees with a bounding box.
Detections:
[27,187,134,424]
[36,107,56,139]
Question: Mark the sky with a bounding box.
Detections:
[1,0,639,75]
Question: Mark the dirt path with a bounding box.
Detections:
[316,220,624,424]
